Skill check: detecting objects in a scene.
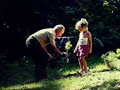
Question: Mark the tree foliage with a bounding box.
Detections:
[0,0,120,61]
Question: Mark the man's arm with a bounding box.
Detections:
[42,46,52,59]
[51,45,68,57]
[51,45,62,55]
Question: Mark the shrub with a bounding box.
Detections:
[101,48,120,70]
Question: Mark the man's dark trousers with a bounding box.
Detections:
[27,37,48,82]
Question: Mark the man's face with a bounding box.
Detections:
[56,29,65,37]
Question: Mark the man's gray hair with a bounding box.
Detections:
[54,24,65,31]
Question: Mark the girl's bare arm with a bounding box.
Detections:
[88,32,92,53]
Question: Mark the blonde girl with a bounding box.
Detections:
[74,18,92,73]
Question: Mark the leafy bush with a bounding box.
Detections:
[101,48,120,70]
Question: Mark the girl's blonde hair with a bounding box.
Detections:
[75,18,88,30]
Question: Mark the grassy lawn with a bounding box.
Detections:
[1,55,120,90]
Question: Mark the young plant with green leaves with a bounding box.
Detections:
[65,41,72,51]
[65,41,72,63]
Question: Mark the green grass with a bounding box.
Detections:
[1,55,120,90]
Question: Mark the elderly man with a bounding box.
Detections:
[25,24,68,82]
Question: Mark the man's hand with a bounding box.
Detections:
[62,52,68,57]
[48,53,52,60]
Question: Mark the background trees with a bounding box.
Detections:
[0,0,120,61]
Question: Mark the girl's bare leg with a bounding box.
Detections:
[81,56,87,70]
[78,57,84,72]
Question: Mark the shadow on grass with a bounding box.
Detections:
[81,79,120,90]
[48,71,82,79]
[92,69,111,73]
[93,68,120,73]
[1,78,62,90]
[19,81,62,90]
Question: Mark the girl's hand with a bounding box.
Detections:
[89,49,92,54]
[73,50,76,53]
[73,49,77,53]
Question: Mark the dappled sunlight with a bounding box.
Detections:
[3,79,62,90]
[2,82,43,90]
[81,79,120,90]
[2,55,120,90]
[90,64,108,72]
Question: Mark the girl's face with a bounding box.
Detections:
[78,26,86,32]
